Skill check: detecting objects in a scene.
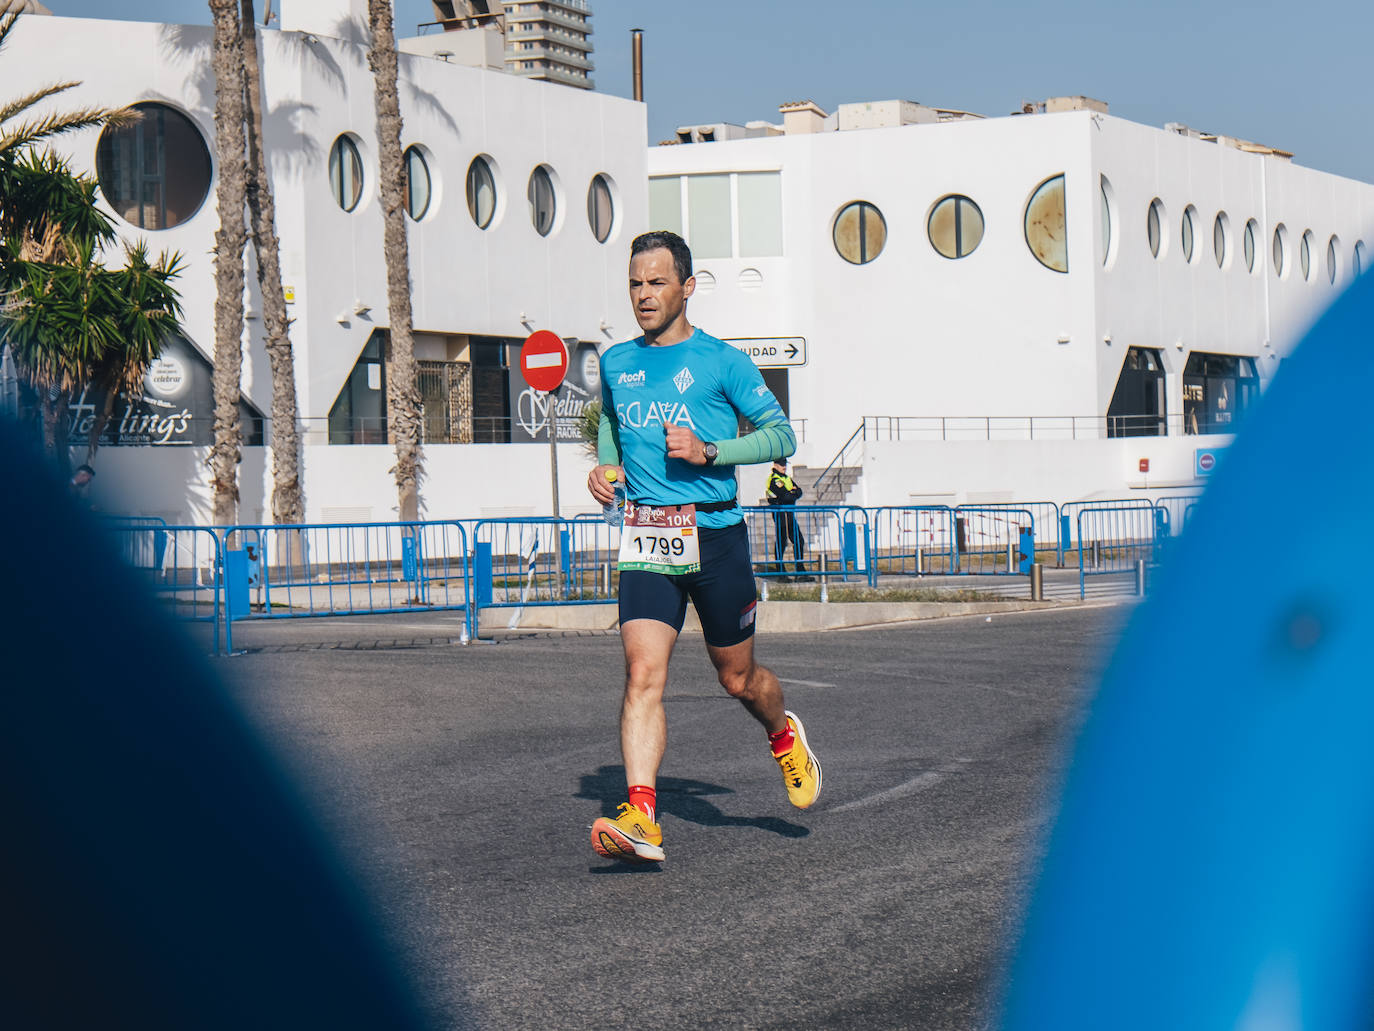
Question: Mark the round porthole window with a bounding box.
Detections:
[528,165,556,237]
[927,194,984,259]
[403,145,431,221]
[832,201,886,265]
[1025,174,1067,272]
[328,134,364,212]
[95,102,212,229]
[465,155,496,229]
[587,173,614,243]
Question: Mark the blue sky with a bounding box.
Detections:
[37,0,1374,183]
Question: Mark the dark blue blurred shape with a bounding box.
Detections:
[1002,274,1374,1026]
[0,422,439,1028]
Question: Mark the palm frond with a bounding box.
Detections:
[0,12,19,52]
[0,106,135,160]
[0,81,81,128]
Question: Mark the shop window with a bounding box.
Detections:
[1183,353,1258,435]
[328,331,387,444]
[95,102,212,230]
[1106,347,1166,437]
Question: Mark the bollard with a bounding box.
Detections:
[1135,558,1148,596]
[1030,562,1044,601]
[602,560,611,597]
[915,546,924,576]
[819,553,829,604]
[761,578,770,603]
[1091,540,1103,568]
[1007,540,1016,574]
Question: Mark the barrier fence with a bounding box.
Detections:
[96,495,1210,652]
[740,505,869,583]
[1076,506,1163,598]
[869,506,958,578]
[103,523,223,653]
[220,520,472,653]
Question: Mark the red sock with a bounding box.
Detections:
[628,784,656,822]
[769,724,796,757]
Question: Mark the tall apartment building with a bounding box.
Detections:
[429,1,594,90]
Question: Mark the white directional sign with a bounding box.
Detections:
[725,337,807,368]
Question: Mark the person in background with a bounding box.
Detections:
[767,458,811,581]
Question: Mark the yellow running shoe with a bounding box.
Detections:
[775,710,822,809]
[591,803,665,863]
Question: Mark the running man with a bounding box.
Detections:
[586,230,821,864]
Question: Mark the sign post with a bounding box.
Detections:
[519,330,570,517]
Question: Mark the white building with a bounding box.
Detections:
[648,97,1374,506]
[3,0,644,522]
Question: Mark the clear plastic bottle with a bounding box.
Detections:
[602,468,625,527]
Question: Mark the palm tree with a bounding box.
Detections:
[0,13,183,474]
[240,0,302,524]
[3,235,183,467]
[366,0,424,521]
[207,0,248,527]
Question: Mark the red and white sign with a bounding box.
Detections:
[1138,458,1150,473]
[519,330,569,393]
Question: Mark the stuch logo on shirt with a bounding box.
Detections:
[617,370,646,387]
[673,368,695,394]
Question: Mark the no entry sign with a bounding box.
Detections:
[519,330,569,393]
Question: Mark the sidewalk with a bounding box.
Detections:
[478,596,1092,634]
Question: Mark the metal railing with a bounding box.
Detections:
[811,422,866,506]
[103,523,224,653]
[863,414,1237,441]
[869,506,958,577]
[221,521,472,652]
[1076,506,1162,599]
[952,506,1037,575]
[740,505,869,584]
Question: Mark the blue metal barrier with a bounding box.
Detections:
[103,523,223,653]
[1061,498,1154,556]
[956,501,1062,566]
[1154,494,1203,538]
[221,520,472,653]
[740,505,867,583]
[952,506,1036,575]
[1076,506,1159,599]
[867,506,958,579]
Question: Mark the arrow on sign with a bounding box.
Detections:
[785,342,798,359]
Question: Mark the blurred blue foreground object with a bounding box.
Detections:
[1001,271,1374,1028]
[0,422,444,1029]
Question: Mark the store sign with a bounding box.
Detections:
[67,334,263,446]
[507,342,602,444]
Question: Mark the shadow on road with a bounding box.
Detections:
[576,764,809,839]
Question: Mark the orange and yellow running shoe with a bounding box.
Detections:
[591,802,665,863]
[775,710,822,809]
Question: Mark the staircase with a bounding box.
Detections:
[757,464,864,507]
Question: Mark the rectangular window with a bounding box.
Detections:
[687,174,732,259]
[737,172,782,257]
[648,177,682,235]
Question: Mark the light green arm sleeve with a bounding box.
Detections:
[712,409,797,467]
[596,399,622,466]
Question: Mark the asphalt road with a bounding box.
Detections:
[218,605,1127,1030]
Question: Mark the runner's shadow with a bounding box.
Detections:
[576,765,809,840]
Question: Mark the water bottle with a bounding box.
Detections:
[602,468,625,527]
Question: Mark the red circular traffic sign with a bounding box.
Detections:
[1199,453,1216,472]
[519,330,569,393]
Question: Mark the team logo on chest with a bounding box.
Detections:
[673,367,695,394]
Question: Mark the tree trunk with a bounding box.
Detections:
[367,0,424,522]
[208,0,247,527]
[241,0,303,525]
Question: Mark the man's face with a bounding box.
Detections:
[629,248,694,334]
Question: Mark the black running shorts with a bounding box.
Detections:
[618,520,758,647]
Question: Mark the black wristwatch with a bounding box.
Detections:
[702,442,718,466]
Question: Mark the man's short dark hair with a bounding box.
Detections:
[631,230,693,285]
